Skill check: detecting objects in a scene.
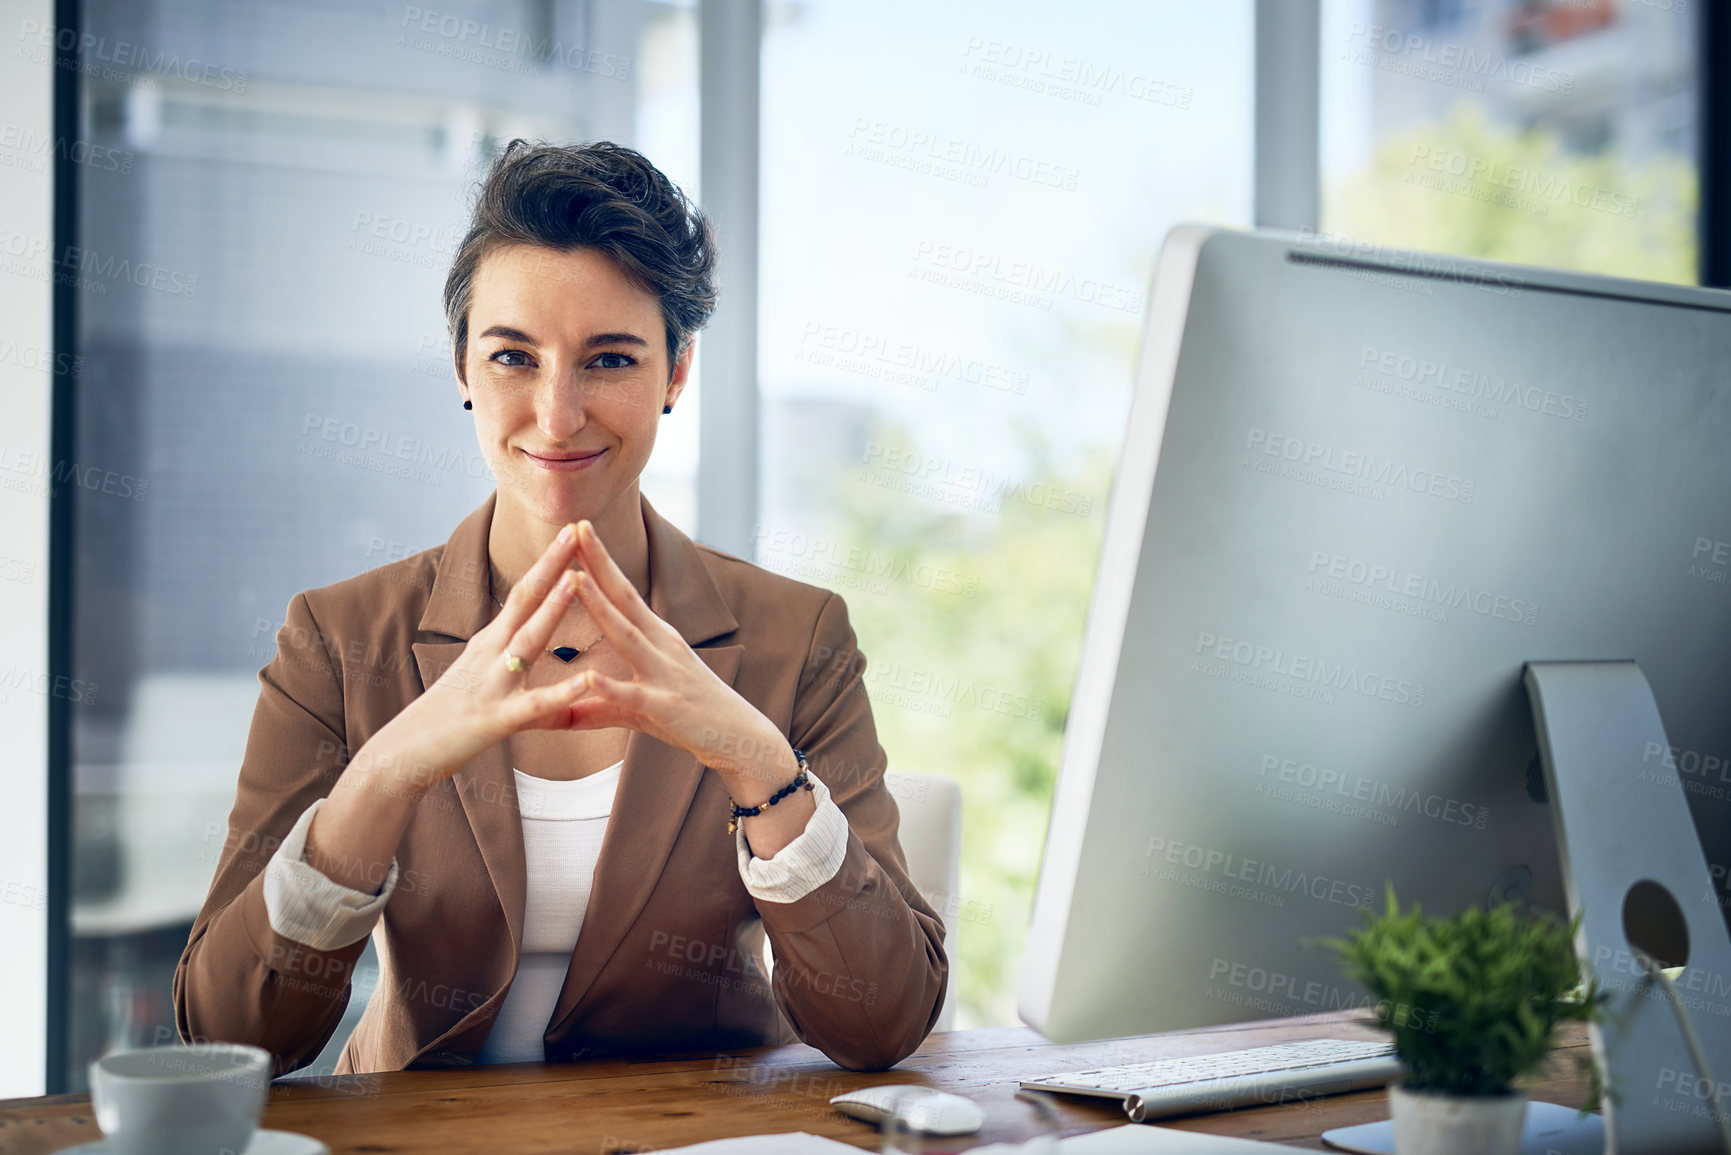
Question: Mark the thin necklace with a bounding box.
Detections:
[488,566,593,663]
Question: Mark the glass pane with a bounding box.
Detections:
[67,0,696,1088]
[759,0,1253,1026]
[1321,0,1699,283]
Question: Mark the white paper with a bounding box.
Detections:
[1057,1124,1310,1152]
[650,1125,1306,1154]
[647,1134,866,1154]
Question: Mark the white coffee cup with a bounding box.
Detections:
[89,1043,272,1155]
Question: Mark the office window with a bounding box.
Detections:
[1321,0,1698,283]
[758,0,1253,1026]
[63,0,695,1088]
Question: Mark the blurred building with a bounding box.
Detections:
[1361,0,1695,157]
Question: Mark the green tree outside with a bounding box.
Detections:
[1328,101,1697,285]
[825,98,1697,1028]
[830,428,1112,1026]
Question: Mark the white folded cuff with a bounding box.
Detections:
[735,769,849,904]
[262,797,398,951]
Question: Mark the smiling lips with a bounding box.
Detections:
[523,447,606,472]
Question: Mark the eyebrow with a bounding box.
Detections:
[476,325,650,349]
[477,324,538,344]
[587,331,651,348]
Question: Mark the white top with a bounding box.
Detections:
[478,761,623,1064]
[261,760,851,1064]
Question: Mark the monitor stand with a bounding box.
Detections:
[1324,661,1731,1155]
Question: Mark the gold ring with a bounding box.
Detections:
[504,651,529,673]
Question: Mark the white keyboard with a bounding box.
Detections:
[1019,1037,1400,1123]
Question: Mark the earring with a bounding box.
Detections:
[662,404,672,415]
[463,399,473,411]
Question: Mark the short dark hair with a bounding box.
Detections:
[442,139,717,384]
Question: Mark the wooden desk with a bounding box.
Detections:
[0,1013,1593,1154]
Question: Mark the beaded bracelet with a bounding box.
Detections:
[728,748,813,833]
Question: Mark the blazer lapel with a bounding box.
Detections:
[410,640,525,958]
[407,492,528,966]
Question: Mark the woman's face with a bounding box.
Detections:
[460,242,689,529]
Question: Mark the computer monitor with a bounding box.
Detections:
[1018,225,1731,1046]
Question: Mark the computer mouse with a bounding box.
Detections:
[829,1084,986,1136]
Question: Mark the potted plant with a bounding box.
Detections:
[1326,886,1600,1155]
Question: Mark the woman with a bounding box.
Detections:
[173,140,948,1075]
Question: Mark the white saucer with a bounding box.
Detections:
[57,1130,329,1154]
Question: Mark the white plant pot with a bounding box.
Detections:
[1388,1084,1527,1155]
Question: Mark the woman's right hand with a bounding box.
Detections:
[389,521,595,788]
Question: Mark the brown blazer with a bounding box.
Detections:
[173,491,948,1074]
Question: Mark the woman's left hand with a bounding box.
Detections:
[563,520,800,806]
